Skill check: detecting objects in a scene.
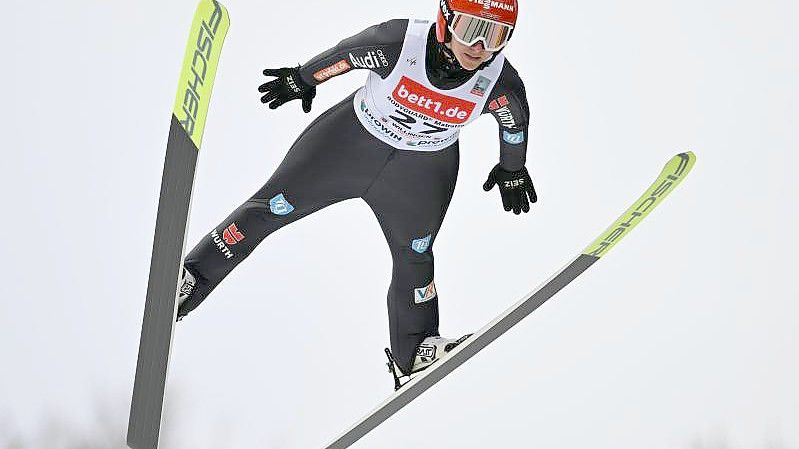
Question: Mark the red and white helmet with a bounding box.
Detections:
[436,0,519,52]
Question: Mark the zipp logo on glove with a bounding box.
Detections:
[483,164,537,214]
[285,75,302,94]
[503,178,525,188]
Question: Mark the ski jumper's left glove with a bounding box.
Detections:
[483,164,538,214]
[258,66,316,113]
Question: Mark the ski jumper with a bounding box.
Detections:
[180,18,531,374]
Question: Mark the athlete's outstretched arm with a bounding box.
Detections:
[481,60,537,214]
[258,19,408,112]
[298,19,408,85]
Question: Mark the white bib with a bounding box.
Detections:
[353,19,505,151]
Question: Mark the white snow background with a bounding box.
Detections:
[1,0,797,448]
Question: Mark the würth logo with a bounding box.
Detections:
[211,223,244,259]
[222,223,245,245]
[488,95,509,111]
[488,95,517,127]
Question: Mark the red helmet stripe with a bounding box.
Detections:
[448,0,518,26]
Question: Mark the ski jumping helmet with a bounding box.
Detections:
[436,0,518,52]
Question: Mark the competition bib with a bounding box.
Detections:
[354,19,504,151]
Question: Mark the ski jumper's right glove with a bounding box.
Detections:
[258,66,316,113]
[483,164,538,214]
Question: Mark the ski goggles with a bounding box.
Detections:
[448,12,514,52]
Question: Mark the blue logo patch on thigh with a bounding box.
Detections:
[502,130,525,145]
[269,193,295,215]
[410,234,432,253]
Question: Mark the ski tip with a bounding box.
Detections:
[671,151,697,173]
[661,152,696,186]
[582,151,696,258]
[202,0,230,21]
[172,0,231,150]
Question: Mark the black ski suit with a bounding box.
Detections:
[179,19,531,374]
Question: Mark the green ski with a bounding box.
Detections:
[127,2,229,448]
[323,152,696,449]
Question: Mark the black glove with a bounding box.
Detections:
[482,164,538,214]
[258,66,316,113]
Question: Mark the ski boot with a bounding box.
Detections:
[384,334,472,390]
[175,267,196,321]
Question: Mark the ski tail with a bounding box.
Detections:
[127,2,229,449]
[322,152,696,449]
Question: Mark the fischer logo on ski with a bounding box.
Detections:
[173,0,227,147]
[584,152,693,257]
[128,2,230,449]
